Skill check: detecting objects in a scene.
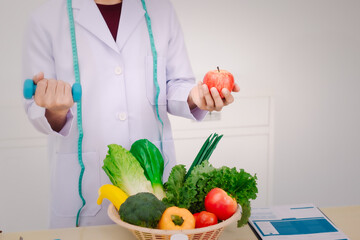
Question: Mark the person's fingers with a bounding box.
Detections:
[35,79,47,96]
[46,79,57,95]
[64,82,74,107]
[232,83,240,92]
[32,72,44,84]
[203,85,215,111]
[55,80,65,104]
[222,88,234,106]
[34,78,48,106]
[43,79,57,108]
[53,80,73,109]
[211,88,224,111]
[196,82,206,108]
[64,82,71,96]
[34,78,74,111]
[197,81,204,99]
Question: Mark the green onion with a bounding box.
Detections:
[185,133,223,179]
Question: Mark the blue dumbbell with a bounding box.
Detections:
[23,79,82,102]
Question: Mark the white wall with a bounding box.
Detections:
[0,0,51,233]
[1,0,359,233]
[169,95,274,209]
[171,0,360,207]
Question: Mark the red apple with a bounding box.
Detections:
[203,67,234,98]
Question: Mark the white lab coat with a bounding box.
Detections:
[22,0,206,228]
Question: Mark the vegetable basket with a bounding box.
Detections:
[108,204,242,240]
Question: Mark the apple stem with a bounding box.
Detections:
[217,66,220,72]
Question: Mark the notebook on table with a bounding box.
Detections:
[248,204,349,240]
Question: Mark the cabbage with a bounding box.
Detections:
[102,144,153,196]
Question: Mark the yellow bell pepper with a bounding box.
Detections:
[158,206,195,230]
[97,184,128,210]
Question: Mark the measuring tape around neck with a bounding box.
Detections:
[66,0,165,226]
[66,0,85,227]
[140,0,166,167]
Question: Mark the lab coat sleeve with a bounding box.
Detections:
[22,12,74,137]
[165,3,207,121]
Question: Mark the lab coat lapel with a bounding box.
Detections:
[73,0,120,53]
[116,0,145,51]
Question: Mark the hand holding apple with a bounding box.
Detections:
[203,67,235,98]
[187,67,239,112]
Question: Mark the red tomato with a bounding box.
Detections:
[203,67,234,98]
[193,213,200,222]
[204,188,237,220]
[194,211,218,228]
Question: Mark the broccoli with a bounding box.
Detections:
[119,192,167,228]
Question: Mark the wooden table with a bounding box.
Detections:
[2,205,359,240]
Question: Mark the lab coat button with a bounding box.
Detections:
[115,66,122,75]
[117,112,127,121]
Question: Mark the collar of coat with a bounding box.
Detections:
[72,0,146,53]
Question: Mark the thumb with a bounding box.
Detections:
[32,72,44,84]
[232,83,240,92]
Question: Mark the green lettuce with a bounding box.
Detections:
[162,165,187,207]
[162,161,258,228]
[102,144,153,196]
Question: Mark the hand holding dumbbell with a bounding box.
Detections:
[24,72,81,116]
[23,72,82,131]
[23,72,82,103]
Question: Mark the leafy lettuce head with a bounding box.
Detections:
[102,144,153,196]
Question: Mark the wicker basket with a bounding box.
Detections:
[107,204,241,240]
